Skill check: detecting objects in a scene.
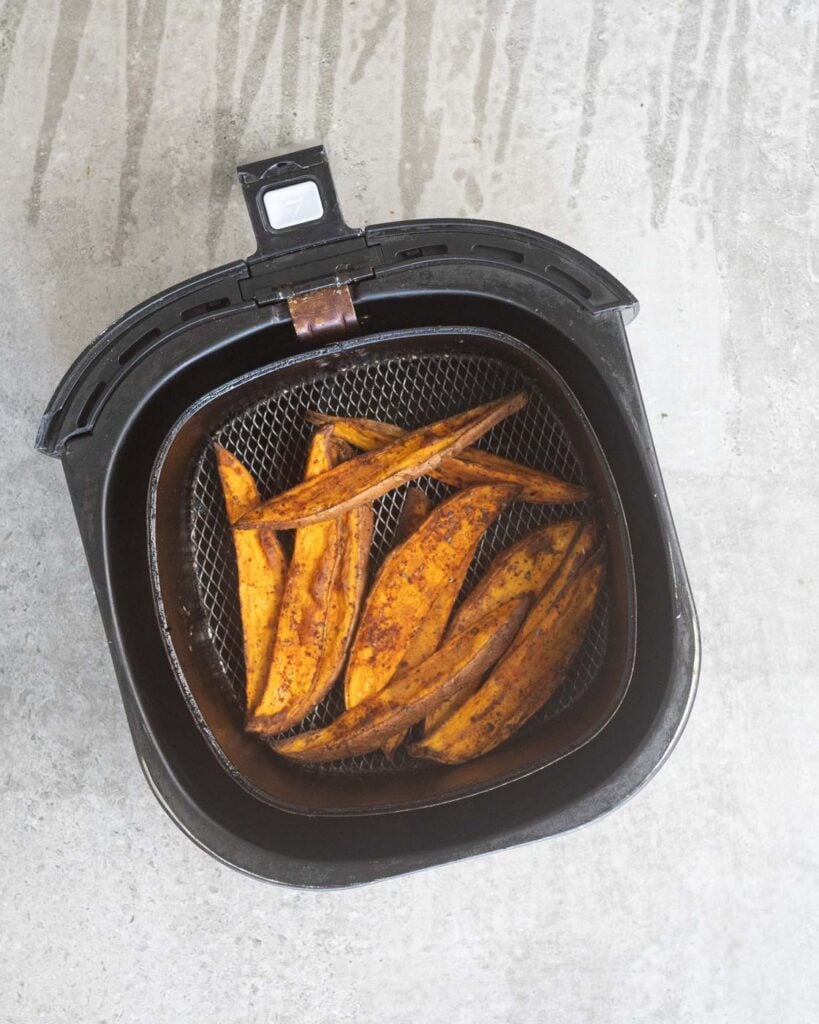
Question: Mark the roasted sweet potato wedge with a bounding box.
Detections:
[215,446,287,712]
[513,525,599,647]
[314,483,374,695]
[410,560,604,764]
[307,410,588,504]
[422,519,594,734]
[393,486,432,545]
[382,487,435,756]
[344,483,518,710]
[235,393,527,530]
[443,520,588,637]
[273,596,529,763]
[246,429,343,734]
[382,541,478,757]
[215,445,265,526]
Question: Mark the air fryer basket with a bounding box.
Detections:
[150,328,635,814]
[38,144,698,885]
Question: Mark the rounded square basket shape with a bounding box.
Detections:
[149,327,636,815]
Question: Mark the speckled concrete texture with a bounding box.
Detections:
[1,1,817,1021]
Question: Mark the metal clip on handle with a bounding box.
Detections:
[237,143,360,264]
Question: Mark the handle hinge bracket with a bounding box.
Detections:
[287,284,360,341]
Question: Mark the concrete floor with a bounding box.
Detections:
[2,1,817,1021]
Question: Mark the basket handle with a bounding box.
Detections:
[237,143,360,264]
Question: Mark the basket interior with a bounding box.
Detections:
[188,349,609,777]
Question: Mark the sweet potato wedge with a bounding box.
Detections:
[380,564,467,756]
[410,560,604,764]
[314,484,374,696]
[344,483,518,710]
[235,393,527,530]
[273,596,529,763]
[382,539,478,757]
[307,410,588,504]
[246,429,343,734]
[214,446,287,712]
[513,524,598,647]
[444,521,587,637]
[360,489,432,735]
[215,445,264,526]
[422,519,593,734]
[381,487,435,756]
[393,486,432,545]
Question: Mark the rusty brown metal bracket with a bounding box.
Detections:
[287,284,360,342]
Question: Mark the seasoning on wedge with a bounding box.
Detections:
[444,520,589,637]
[313,449,374,696]
[214,445,287,713]
[246,429,343,735]
[410,560,604,764]
[382,541,477,758]
[235,393,527,531]
[344,483,518,711]
[392,485,432,546]
[273,596,529,764]
[422,519,595,735]
[306,410,588,504]
[356,486,432,755]
[382,486,435,756]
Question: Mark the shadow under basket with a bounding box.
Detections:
[38,144,698,886]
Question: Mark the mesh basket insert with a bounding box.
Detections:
[189,351,610,776]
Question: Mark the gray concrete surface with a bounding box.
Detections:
[1,1,817,1021]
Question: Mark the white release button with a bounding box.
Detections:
[262,181,323,229]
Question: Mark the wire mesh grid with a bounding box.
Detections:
[189,351,610,775]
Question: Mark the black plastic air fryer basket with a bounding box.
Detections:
[38,145,699,887]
